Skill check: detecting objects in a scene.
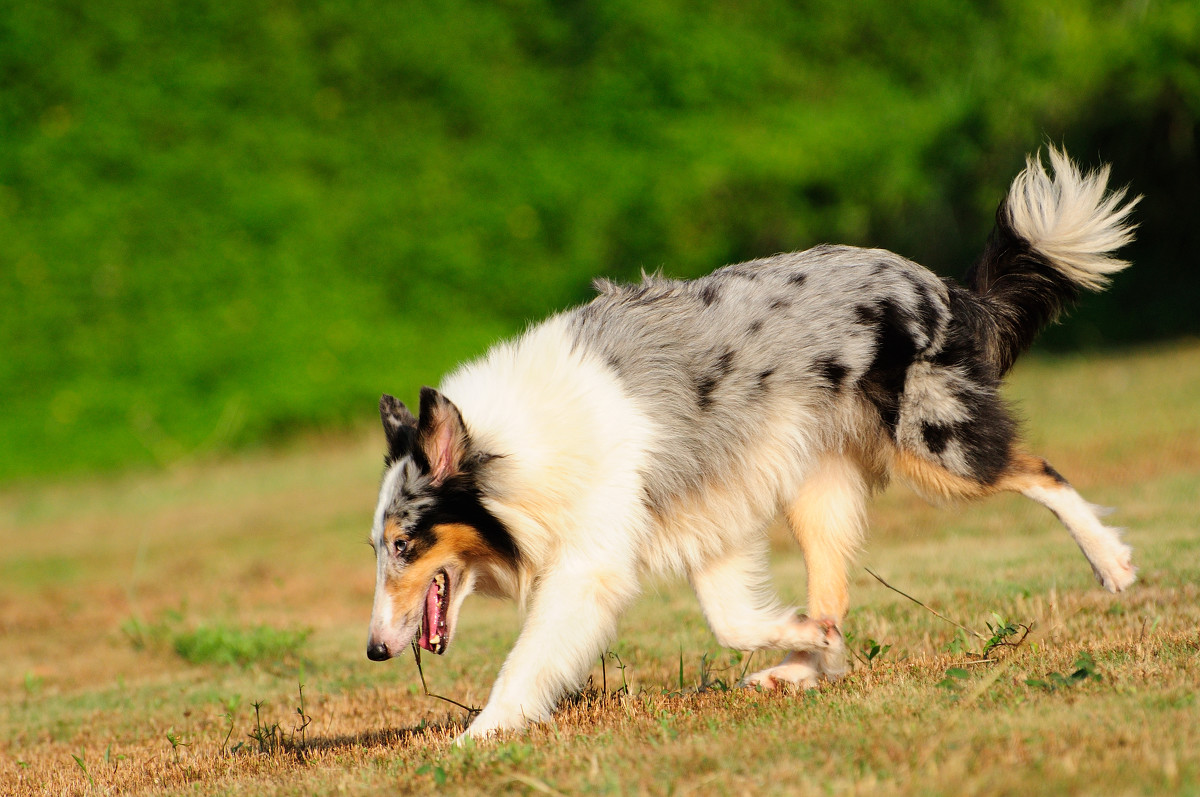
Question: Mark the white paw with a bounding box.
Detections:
[742,651,822,691]
[1093,540,1136,593]
[776,615,844,654]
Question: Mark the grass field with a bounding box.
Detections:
[2,341,1198,796]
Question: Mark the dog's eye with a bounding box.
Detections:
[392,538,408,556]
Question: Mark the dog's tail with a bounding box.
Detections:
[964,148,1139,375]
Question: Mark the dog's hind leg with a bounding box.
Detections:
[893,448,1136,593]
[997,452,1136,592]
[742,452,868,690]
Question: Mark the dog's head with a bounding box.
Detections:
[366,388,516,662]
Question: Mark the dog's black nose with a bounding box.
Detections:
[367,642,391,661]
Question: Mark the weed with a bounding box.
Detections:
[165,728,187,764]
[1026,652,1103,692]
[601,650,630,696]
[697,652,732,692]
[103,743,125,773]
[861,638,892,665]
[980,614,1033,658]
[936,667,971,691]
[248,700,283,755]
[294,683,312,750]
[417,763,449,785]
[71,750,94,788]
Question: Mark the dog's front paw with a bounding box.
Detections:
[457,704,527,745]
[777,614,843,653]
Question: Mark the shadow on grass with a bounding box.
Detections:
[298,719,466,755]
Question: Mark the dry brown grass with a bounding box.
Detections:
[2,342,1199,796]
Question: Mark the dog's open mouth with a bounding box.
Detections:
[417,569,450,654]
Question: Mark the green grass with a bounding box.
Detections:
[0,342,1198,795]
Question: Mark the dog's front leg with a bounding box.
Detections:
[461,554,638,742]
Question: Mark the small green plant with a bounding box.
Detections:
[71,750,94,788]
[1026,651,1102,692]
[601,650,630,696]
[697,651,733,692]
[22,671,43,697]
[417,763,449,786]
[861,637,892,664]
[103,743,125,773]
[249,700,282,755]
[165,728,187,764]
[936,666,971,691]
[293,683,312,751]
[980,614,1031,658]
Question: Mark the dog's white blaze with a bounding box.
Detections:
[367,466,403,646]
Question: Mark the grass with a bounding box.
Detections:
[1,341,1198,796]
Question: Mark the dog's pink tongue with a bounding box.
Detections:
[417,580,441,652]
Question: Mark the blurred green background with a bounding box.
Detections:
[2,0,1197,483]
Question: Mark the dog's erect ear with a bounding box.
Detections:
[380,394,418,464]
[417,386,469,486]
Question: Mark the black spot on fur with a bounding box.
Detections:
[724,266,759,280]
[699,283,720,306]
[606,354,621,371]
[856,299,921,437]
[873,261,891,274]
[768,298,791,311]
[696,348,736,410]
[853,302,880,326]
[756,368,775,391]
[947,385,1016,484]
[787,272,808,287]
[1042,460,1069,485]
[895,271,942,345]
[921,422,953,454]
[814,357,849,392]
[747,319,764,335]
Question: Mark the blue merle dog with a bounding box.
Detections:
[366,148,1138,740]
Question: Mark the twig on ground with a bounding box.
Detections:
[865,567,987,640]
[411,641,481,718]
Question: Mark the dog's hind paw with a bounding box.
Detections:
[742,651,823,691]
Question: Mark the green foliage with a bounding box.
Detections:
[172,624,309,667]
[122,606,308,666]
[2,0,1198,481]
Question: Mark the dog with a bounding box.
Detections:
[366,148,1138,740]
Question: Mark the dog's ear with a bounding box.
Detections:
[380,394,418,464]
[417,387,469,486]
